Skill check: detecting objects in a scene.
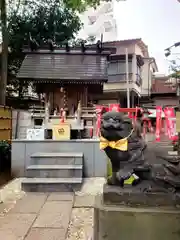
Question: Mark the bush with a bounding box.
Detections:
[0,141,11,171]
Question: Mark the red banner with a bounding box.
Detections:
[95,105,103,137]
[164,107,176,140]
[155,106,162,141]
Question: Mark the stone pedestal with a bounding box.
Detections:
[103,183,180,207]
[93,184,180,240]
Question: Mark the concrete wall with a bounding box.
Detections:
[11,139,107,178]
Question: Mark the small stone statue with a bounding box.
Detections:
[100,111,180,194]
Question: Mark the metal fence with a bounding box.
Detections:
[0,106,12,141]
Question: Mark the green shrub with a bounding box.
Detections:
[0,141,11,171]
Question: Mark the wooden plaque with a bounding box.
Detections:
[52,123,70,140]
[176,112,180,132]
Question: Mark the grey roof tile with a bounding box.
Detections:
[17,53,108,82]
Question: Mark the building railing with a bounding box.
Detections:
[108,73,141,85]
[107,73,133,82]
[107,72,142,87]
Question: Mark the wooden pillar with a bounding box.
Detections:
[85,86,88,107]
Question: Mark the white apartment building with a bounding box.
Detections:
[77,1,118,42]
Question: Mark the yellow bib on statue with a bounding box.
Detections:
[100,136,128,151]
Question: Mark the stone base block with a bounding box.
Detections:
[103,183,180,207]
[94,193,180,240]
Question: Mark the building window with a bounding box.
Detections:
[108,61,132,75]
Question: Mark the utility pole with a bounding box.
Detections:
[0,0,8,105]
[125,48,130,108]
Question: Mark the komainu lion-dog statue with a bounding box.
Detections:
[100,111,180,194]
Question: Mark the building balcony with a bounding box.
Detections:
[108,73,133,82]
[104,73,141,95]
[108,73,142,86]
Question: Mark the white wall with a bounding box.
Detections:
[141,58,150,96]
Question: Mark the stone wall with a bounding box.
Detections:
[12,110,32,139]
[11,139,107,178]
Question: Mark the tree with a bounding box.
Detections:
[1,0,114,102]
[62,0,102,12]
[6,0,82,98]
[164,60,180,102]
[0,0,8,105]
[168,60,180,85]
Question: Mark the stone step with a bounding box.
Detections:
[21,177,82,192]
[26,164,83,178]
[31,152,83,165]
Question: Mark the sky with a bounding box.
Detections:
[114,0,180,74]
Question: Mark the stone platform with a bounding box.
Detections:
[103,183,180,207]
[93,184,180,240]
[94,198,180,240]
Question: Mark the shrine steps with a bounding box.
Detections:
[26,165,83,178]
[21,177,82,192]
[21,152,83,192]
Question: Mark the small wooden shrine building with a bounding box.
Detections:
[17,43,116,136]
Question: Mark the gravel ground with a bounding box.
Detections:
[67,178,105,240]
[0,177,105,239]
[0,178,25,215]
[66,208,94,240]
[75,177,106,196]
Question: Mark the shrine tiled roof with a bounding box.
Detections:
[17,49,112,83]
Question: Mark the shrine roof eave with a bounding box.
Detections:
[22,46,116,55]
[17,77,107,84]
